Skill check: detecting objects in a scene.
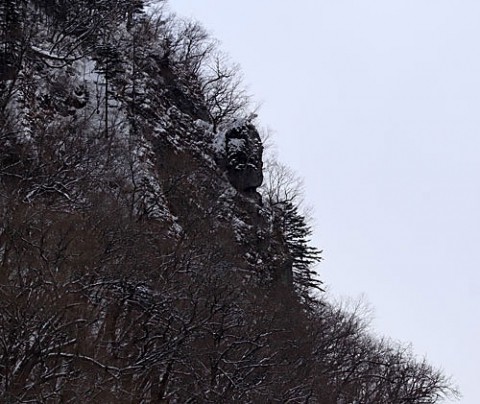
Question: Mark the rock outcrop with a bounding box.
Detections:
[224,123,263,194]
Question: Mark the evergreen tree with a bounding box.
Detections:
[277,201,323,297]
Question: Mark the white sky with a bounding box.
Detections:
[169,1,479,402]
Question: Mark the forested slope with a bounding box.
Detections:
[0,1,457,402]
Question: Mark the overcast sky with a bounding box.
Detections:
[170,1,479,402]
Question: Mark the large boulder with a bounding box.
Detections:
[223,123,263,193]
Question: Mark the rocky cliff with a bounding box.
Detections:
[0,0,297,286]
[0,1,456,403]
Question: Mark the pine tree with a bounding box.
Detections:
[276,201,323,297]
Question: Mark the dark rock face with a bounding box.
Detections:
[224,124,263,193]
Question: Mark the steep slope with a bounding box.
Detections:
[0,0,293,286]
[0,1,457,403]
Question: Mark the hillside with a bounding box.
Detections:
[0,1,457,402]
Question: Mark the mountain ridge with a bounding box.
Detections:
[0,1,458,402]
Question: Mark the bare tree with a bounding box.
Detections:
[201,52,250,130]
[308,298,459,403]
